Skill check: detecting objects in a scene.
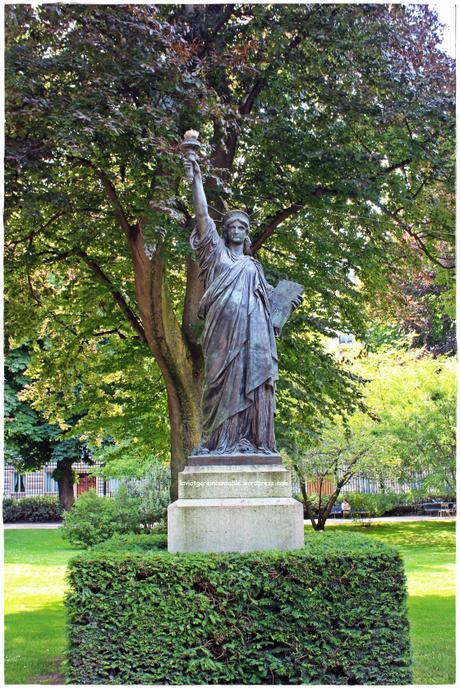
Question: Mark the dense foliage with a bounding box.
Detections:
[91,532,168,552]
[120,463,170,526]
[358,348,456,491]
[66,530,411,684]
[5,346,55,468]
[287,346,456,528]
[4,345,90,508]
[3,495,63,522]
[61,478,169,548]
[343,492,411,518]
[5,4,454,493]
[61,488,143,548]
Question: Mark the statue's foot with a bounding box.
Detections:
[236,439,257,453]
[190,445,210,456]
[257,445,277,455]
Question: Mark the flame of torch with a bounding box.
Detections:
[180,130,201,182]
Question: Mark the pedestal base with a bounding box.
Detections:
[168,463,304,553]
[168,497,304,552]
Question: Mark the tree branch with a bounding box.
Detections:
[251,203,304,254]
[238,35,302,116]
[67,156,133,235]
[6,210,67,250]
[6,206,110,252]
[196,4,236,58]
[74,249,148,343]
[377,204,455,269]
[92,329,127,340]
[385,158,412,174]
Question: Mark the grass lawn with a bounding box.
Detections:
[4,521,456,684]
[322,520,456,684]
[4,529,82,684]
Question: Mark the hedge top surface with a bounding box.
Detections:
[68,530,400,569]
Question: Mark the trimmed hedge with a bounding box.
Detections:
[66,531,411,685]
[92,533,168,552]
[3,496,63,522]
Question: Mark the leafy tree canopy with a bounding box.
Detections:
[4,344,87,475]
[5,4,454,489]
[21,336,171,478]
[289,345,456,501]
[353,346,456,494]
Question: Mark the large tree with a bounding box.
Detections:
[4,344,87,509]
[5,4,454,497]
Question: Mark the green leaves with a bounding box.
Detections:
[66,532,411,684]
[4,4,454,482]
[4,344,80,471]
[290,345,456,502]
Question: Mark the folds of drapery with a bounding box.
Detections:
[190,220,278,450]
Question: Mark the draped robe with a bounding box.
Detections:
[191,218,278,454]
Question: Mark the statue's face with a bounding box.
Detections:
[225,219,249,245]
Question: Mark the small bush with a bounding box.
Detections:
[66,530,412,685]
[3,496,63,522]
[345,492,403,517]
[122,464,170,528]
[61,488,143,548]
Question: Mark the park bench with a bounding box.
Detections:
[438,502,456,517]
[351,510,371,523]
[419,501,456,517]
[329,504,343,518]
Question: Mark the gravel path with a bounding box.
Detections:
[305,515,456,525]
[3,515,456,530]
[3,522,62,529]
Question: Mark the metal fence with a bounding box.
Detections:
[3,462,118,499]
[290,471,427,496]
[4,461,426,501]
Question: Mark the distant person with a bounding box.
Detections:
[341,499,351,518]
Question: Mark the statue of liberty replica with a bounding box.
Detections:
[168,131,304,552]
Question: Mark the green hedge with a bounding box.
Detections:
[3,496,63,522]
[91,533,168,552]
[344,492,408,517]
[66,531,411,685]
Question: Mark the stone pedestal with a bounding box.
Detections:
[168,462,304,553]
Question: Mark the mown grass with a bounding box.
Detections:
[4,529,82,684]
[4,521,456,684]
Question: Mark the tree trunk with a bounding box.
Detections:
[54,460,75,510]
[127,227,203,501]
[293,463,321,530]
[316,487,343,530]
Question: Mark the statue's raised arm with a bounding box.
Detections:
[189,158,209,237]
[181,130,209,237]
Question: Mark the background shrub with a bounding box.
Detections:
[344,492,407,517]
[3,496,63,522]
[61,488,143,548]
[121,463,170,529]
[66,531,412,685]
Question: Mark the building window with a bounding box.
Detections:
[45,472,59,493]
[13,473,25,493]
[338,333,354,344]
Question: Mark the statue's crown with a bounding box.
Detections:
[223,210,250,227]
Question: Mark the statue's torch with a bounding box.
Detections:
[180,129,201,182]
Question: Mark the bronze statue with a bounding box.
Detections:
[182,132,302,456]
